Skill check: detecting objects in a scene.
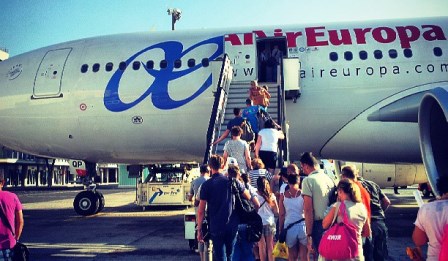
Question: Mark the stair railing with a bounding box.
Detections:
[203,54,232,164]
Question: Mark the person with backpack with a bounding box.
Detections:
[212,108,245,146]
[412,177,448,261]
[197,155,255,261]
[242,99,268,140]
[223,126,252,174]
[321,178,370,260]
[227,165,259,261]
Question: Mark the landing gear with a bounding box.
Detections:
[74,190,99,216]
[72,161,106,216]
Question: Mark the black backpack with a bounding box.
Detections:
[230,178,263,242]
[240,119,255,144]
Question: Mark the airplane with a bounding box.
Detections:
[0,16,447,215]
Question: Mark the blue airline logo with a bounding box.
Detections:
[104,36,224,112]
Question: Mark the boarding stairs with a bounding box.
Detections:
[204,56,292,167]
[213,82,280,156]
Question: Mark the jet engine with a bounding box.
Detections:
[418,87,448,197]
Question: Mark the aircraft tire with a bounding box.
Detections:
[96,191,105,213]
[73,191,100,216]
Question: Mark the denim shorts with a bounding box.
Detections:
[285,222,307,248]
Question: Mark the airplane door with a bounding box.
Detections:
[224,33,257,82]
[33,48,72,98]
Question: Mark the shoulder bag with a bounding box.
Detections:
[230,178,263,242]
[318,201,359,260]
[278,218,305,243]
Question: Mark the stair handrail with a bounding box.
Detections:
[277,62,288,168]
[203,54,231,164]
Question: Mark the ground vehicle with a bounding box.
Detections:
[136,164,199,209]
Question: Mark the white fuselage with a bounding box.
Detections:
[0,17,447,164]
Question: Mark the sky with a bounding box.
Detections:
[1,0,447,57]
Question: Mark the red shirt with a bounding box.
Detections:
[356,181,371,220]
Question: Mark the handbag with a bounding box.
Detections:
[230,178,263,242]
[318,201,359,260]
[12,242,29,261]
[278,218,305,243]
[440,224,448,261]
[272,241,288,259]
[0,208,29,261]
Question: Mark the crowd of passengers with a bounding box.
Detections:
[188,80,448,261]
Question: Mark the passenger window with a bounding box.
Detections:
[174,59,182,69]
[105,62,113,72]
[344,51,353,61]
[329,52,338,62]
[81,64,88,73]
[389,49,398,59]
[160,60,168,69]
[133,61,140,70]
[146,60,154,69]
[374,50,383,59]
[119,62,127,71]
[92,63,100,73]
[188,59,195,68]
[359,51,368,60]
[201,58,209,67]
[433,47,443,57]
[403,49,413,58]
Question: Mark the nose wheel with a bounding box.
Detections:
[73,190,105,216]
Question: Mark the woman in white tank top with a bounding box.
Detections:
[279,174,308,261]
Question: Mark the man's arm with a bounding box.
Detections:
[188,182,194,201]
[196,200,206,242]
[322,204,336,230]
[244,145,252,171]
[212,129,230,145]
[303,195,314,235]
[412,225,428,247]
[254,136,262,158]
[278,194,285,232]
[15,210,24,241]
[380,193,391,211]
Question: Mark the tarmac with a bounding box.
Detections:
[11,185,429,260]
